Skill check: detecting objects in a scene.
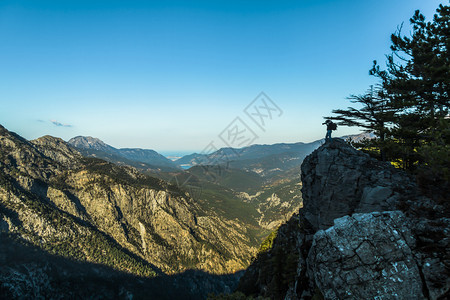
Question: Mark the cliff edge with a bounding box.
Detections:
[237,139,450,299]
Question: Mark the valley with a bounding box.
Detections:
[0,125,315,279]
[0,124,375,298]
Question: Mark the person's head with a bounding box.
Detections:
[325,120,331,124]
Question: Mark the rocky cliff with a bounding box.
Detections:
[237,138,450,299]
[0,124,257,280]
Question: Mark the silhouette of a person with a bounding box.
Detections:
[322,120,335,141]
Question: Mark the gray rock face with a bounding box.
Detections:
[238,138,450,300]
[308,211,423,300]
[301,139,418,231]
[31,136,83,167]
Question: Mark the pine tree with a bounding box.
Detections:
[330,3,449,200]
[370,4,450,171]
[326,85,394,161]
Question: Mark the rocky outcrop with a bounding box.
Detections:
[31,135,83,167]
[300,139,422,231]
[237,139,450,299]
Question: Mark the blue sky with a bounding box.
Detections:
[0,0,445,153]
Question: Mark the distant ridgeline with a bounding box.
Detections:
[69,133,372,175]
[68,136,181,172]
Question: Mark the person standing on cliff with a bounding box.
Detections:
[322,120,337,141]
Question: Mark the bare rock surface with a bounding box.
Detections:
[308,211,423,300]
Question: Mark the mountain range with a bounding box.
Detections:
[0,125,260,277]
[67,133,371,234]
[68,136,180,172]
[68,132,373,180]
[1,124,329,275]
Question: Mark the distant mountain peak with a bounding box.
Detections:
[68,136,114,152]
[68,135,179,171]
[34,135,67,144]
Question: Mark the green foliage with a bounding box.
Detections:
[188,166,264,193]
[238,216,300,299]
[258,230,278,254]
[370,4,449,169]
[328,85,395,161]
[329,86,392,134]
[0,233,242,299]
[193,180,260,226]
[416,123,450,201]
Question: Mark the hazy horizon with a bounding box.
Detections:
[67,130,368,158]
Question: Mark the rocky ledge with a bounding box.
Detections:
[238,139,450,299]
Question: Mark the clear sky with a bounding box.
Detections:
[0,0,445,153]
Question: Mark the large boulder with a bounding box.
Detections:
[308,211,423,300]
